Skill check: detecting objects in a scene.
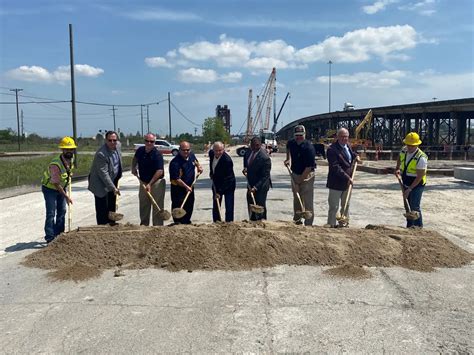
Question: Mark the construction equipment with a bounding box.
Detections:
[237,68,278,157]
[171,172,201,219]
[351,109,373,151]
[137,177,171,221]
[336,160,358,227]
[284,164,313,220]
[395,173,420,221]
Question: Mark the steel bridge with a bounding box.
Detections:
[277,98,474,149]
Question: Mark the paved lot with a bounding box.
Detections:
[1,153,473,353]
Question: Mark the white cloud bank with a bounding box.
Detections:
[6,64,104,83]
[177,68,242,83]
[146,25,420,75]
[362,0,399,15]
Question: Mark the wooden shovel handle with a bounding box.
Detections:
[285,163,306,211]
[341,161,358,215]
[180,172,201,209]
[138,178,163,212]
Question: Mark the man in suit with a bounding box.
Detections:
[243,137,272,221]
[209,141,236,222]
[326,128,360,227]
[88,131,122,225]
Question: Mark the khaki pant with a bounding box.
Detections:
[327,188,350,226]
[292,173,315,226]
[139,179,166,226]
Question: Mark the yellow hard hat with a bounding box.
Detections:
[403,132,422,146]
[58,136,77,149]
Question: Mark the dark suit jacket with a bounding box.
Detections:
[244,148,271,191]
[326,142,357,191]
[209,150,236,194]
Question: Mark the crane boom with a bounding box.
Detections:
[271,92,290,133]
[354,109,373,140]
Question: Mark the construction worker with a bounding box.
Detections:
[41,136,76,243]
[284,125,316,225]
[88,131,122,225]
[169,141,203,224]
[395,132,428,228]
[132,133,166,226]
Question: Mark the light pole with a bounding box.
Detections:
[327,60,333,113]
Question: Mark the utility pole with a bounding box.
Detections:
[20,109,24,137]
[194,127,197,137]
[69,24,77,142]
[110,105,117,131]
[328,60,333,113]
[168,92,172,141]
[146,105,150,133]
[140,105,144,137]
[10,88,23,151]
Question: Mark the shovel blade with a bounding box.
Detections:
[108,211,123,221]
[157,209,172,221]
[172,208,186,219]
[250,204,264,214]
[404,211,420,220]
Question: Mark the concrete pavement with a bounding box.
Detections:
[1,153,472,353]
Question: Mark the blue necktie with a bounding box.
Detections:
[344,146,351,162]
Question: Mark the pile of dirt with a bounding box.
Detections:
[22,221,473,281]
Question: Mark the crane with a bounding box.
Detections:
[352,109,373,150]
[271,92,290,133]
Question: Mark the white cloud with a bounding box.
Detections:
[220,72,242,83]
[177,68,243,83]
[5,64,104,82]
[123,8,201,21]
[149,26,420,76]
[177,68,219,83]
[145,57,174,68]
[362,0,399,14]
[295,25,417,63]
[399,0,437,16]
[317,70,408,88]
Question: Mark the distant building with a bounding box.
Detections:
[216,105,231,133]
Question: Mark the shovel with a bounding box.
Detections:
[284,164,313,220]
[249,190,265,214]
[242,170,265,214]
[337,160,358,227]
[172,172,201,219]
[108,182,123,222]
[67,176,72,232]
[213,184,225,222]
[395,174,420,221]
[138,177,171,221]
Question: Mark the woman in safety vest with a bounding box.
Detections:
[395,132,428,228]
[41,136,76,243]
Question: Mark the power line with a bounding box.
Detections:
[170,100,200,127]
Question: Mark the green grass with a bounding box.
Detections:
[0,154,133,189]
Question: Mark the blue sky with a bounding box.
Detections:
[1,0,473,138]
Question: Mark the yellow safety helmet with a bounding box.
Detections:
[403,132,422,146]
[58,136,77,149]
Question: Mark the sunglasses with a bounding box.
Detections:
[144,140,155,143]
[108,139,117,142]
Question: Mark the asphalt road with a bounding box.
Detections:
[0,152,472,353]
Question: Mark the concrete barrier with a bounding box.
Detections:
[454,167,474,182]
